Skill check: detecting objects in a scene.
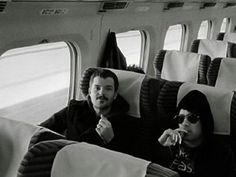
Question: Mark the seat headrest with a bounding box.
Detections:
[178,83,233,135]
[213,58,236,90]
[0,117,40,177]
[154,50,210,84]
[160,50,201,82]
[51,142,150,177]
[80,67,145,117]
[198,39,228,59]
[223,32,236,43]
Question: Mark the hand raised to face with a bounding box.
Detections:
[158,128,187,146]
[95,114,114,144]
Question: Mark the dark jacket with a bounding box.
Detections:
[40,95,140,155]
[154,139,236,177]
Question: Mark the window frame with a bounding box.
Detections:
[198,20,213,39]
[116,30,145,68]
[0,41,78,124]
[163,23,186,51]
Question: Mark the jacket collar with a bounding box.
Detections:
[86,94,129,118]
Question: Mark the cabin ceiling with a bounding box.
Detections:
[9,0,236,2]
[66,0,236,3]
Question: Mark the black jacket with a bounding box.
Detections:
[40,95,140,155]
[154,139,236,177]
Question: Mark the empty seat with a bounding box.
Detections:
[207,57,236,89]
[0,116,65,177]
[0,117,40,177]
[217,32,236,43]
[153,50,210,84]
[80,67,164,160]
[191,39,236,59]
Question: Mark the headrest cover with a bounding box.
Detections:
[177,83,233,135]
[51,142,150,177]
[0,117,40,177]
[198,39,228,59]
[110,69,145,117]
[161,50,200,82]
[215,58,236,90]
[224,32,236,43]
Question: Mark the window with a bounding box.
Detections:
[198,20,212,39]
[116,30,143,66]
[0,42,73,124]
[220,17,231,32]
[163,24,185,50]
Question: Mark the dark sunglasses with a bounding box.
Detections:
[174,113,200,124]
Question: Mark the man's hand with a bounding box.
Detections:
[158,128,187,146]
[96,115,114,144]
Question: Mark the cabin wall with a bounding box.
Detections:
[1,2,236,77]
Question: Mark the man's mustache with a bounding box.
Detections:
[96,95,108,100]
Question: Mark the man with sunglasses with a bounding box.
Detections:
[156,90,236,177]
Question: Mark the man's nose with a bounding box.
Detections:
[181,118,190,126]
[98,88,105,95]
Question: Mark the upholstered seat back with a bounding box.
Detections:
[18,140,179,177]
[17,140,77,177]
[0,117,41,177]
[191,39,236,59]
[217,32,236,43]
[207,57,236,89]
[154,50,210,84]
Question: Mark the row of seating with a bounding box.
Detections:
[191,38,236,59]
[154,32,236,86]
[9,67,234,177]
[154,51,236,89]
[1,68,178,177]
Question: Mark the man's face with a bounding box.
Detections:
[89,76,117,110]
[178,109,203,143]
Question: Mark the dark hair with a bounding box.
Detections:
[177,90,214,139]
[89,68,119,92]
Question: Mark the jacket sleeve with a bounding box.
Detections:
[78,127,105,147]
[39,106,68,134]
[105,115,141,155]
[222,145,236,177]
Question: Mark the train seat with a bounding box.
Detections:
[153,50,210,84]
[51,142,179,177]
[155,80,236,159]
[0,116,65,177]
[190,39,236,59]
[28,126,65,149]
[18,140,179,177]
[207,57,236,89]
[80,67,164,160]
[17,139,77,177]
[217,32,236,43]
[0,117,41,177]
